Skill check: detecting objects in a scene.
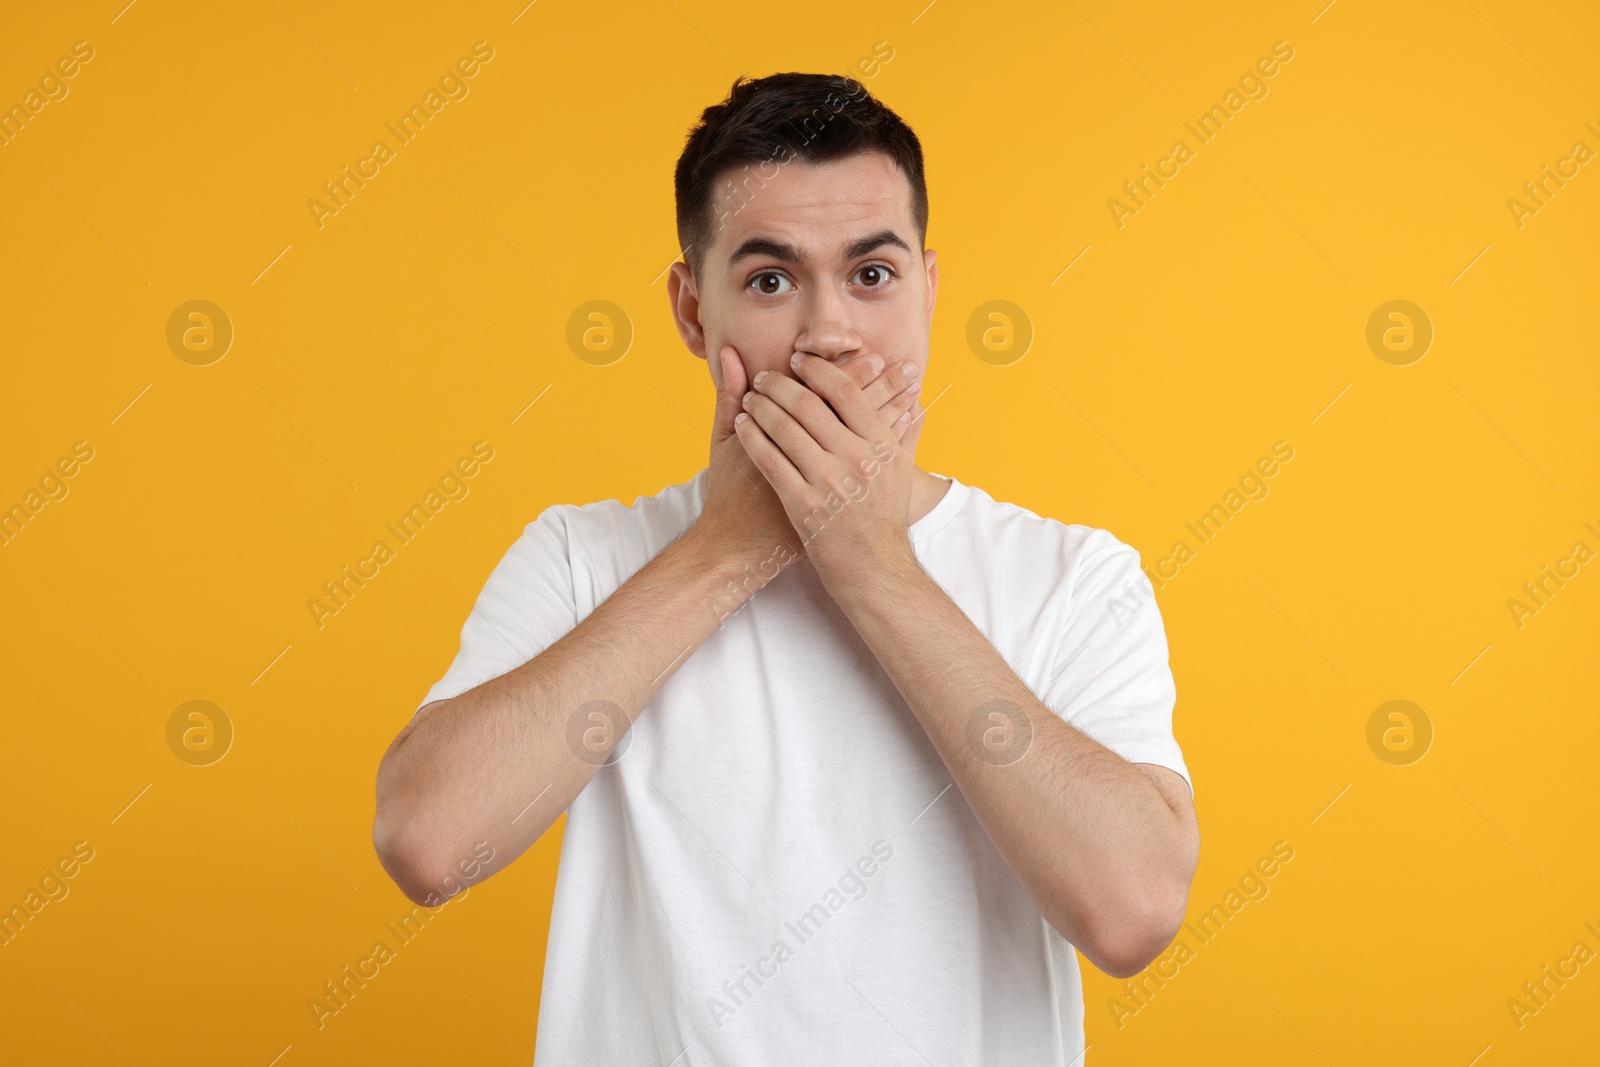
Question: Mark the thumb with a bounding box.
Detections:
[712,344,749,442]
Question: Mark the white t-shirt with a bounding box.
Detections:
[417,468,1191,1065]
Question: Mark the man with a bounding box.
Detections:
[373,71,1199,1063]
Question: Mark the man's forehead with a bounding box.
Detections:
[712,155,916,269]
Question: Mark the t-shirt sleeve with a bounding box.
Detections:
[414,505,580,716]
[1037,530,1192,798]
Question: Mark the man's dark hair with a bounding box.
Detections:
[674,72,929,286]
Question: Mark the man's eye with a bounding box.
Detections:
[855,264,897,288]
[750,271,793,296]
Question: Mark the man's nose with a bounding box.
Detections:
[793,289,862,365]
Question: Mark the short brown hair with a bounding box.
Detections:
[673,72,929,285]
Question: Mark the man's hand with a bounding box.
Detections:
[733,351,923,597]
[695,344,922,585]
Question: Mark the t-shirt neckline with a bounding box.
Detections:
[688,467,968,544]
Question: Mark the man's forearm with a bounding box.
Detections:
[830,547,1194,976]
[373,522,757,904]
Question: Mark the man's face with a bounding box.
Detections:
[669,150,938,396]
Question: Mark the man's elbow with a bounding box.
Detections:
[372,779,466,907]
[372,715,451,905]
[1089,884,1188,980]
[372,810,441,906]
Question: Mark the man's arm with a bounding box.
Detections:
[373,349,923,906]
[827,556,1199,980]
[372,523,742,905]
[734,352,1199,979]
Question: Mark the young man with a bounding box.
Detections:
[374,72,1199,1063]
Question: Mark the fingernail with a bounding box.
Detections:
[894,411,910,426]
[791,352,805,369]
[905,381,922,396]
[868,355,884,375]
[753,370,769,387]
[901,361,919,379]
[742,390,755,405]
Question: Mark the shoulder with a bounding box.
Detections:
[954,480,1143,594]
[534,468,708,560]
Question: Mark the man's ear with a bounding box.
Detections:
[667,261,708,361]
[923,247,939,331]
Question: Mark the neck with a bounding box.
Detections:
[908,466,952,527]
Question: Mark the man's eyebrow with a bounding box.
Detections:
[725,229,915,270]
[843,229,915,261]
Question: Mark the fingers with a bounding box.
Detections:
[789,353,895,441]
[828,351,921,413]
[898,395,925,455]
[836,352,885,391]
[740,372,831,477]
[733,408,806,499]
[885,384,923,441]
[859,357,922,412]
[747,353,924,456]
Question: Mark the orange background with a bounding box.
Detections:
[2,1,1597,1063]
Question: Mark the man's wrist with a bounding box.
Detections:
[674,519,799,627]
[818,537,926,616]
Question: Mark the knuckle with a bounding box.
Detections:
[792,391,825,420]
